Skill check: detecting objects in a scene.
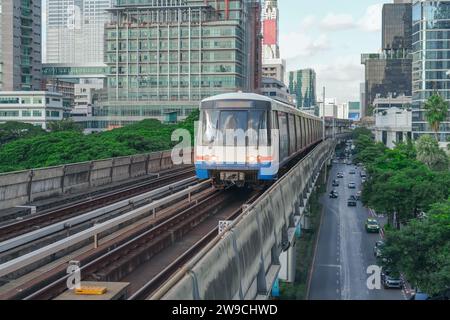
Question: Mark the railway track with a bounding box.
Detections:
[7,189,227,300]
[0,167,195,242]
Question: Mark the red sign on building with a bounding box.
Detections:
[263,20,277,45]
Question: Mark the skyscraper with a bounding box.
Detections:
[85,0,261,130]
[288,69,317,110]
[45,0,114,66]
[0,0,42,91]
[361,0,412,115]
[412,0,450,143]
[261,0,285,83]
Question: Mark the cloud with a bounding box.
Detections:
[317,4,383,33]
[280,32,331,59]
[320,13,356,31]
[358,4,383,32]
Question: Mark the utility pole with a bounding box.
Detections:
[322,86,326,141]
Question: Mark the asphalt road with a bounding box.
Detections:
[308,161,405,300]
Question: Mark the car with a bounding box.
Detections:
[360,171,367,178]
[410,292,430,300]
[348,182,356,189]
[349,170,356,175]
[373,240,384,258]
[332,180,340,187]
[347,196,357,207]
[381,270,403,289]
[365,218,380,233]
[337,172,344,178]
[356,191,362,200]
[329,190,339,198]
[361,178,367,184]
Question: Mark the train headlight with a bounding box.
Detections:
[210,155,218,162]
[247,155,258,164]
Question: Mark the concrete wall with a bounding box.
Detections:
[0,150,189,210]
[161,140,336,300]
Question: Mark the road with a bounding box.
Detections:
[308,160,405,300]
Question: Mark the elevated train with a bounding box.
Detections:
[195,93,323,188]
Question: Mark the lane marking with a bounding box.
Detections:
[306,205,325,300]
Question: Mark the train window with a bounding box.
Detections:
[288,114,296,156]
[202,110,220,144]
[301,117,306,148]
[295,116,301,151]
[277,112,289,161]
[219,110,248,146]
[248,110,268,147]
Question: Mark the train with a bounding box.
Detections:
[195,93,324,188]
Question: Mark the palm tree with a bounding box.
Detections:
[424,93,449,141]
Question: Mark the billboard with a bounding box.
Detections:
[263,20,277,45]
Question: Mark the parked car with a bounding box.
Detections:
[356,191,362,200]
[349,170,356,175]
[410,291,430,300]
[332,180,340,187]
[329,190,339,198]
[360,171,367,178]
[348,182,356,189]
[381,270,403,289]
[347,196,357,207]
[365,218,380,233]
[373,240,384,258]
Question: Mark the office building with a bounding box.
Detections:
[0,0,42,91]
[288,69,317,110]
[362,1,412,115]
[42,79,75,108]
[85,0,261,130]
[261,0,285,82]
[45,0,114,66]
[261,77,295,105]
[348,102,361,121]
[373,94,411,112]
[0,91,68,129]
[412,0,450,144]
[375,107,412,149]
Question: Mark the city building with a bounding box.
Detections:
[288,69,317,110]
[42,79,75,108]
[0,0,42,91]
[373,94,412,112]
[261,77,295,105]
[45,0,113,66]
[375,107,412,149]
[412,0,450,144]
[337,103,349,120]
[0,91,68,130]
[85,0,261,130]
[317,97,338,118]
[261,0,285,83]
[361,0,412,115]
[348,101,361,121]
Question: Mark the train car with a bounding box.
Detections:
[195,93,323,188]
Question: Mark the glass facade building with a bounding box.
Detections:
[46,0,114,66]
[362,1,413,116]
[288,69,317,110]
[412,0,450,142]
[86,0,261,129]
[0,0,42,91]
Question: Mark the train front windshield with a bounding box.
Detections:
[201,108,268,147]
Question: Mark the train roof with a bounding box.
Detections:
[202,92,272,103]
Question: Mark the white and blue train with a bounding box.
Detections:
[195,93,323,188]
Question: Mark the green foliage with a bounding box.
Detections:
[381,199,450,296]
[416,134,449,171]
[0,121,46,146]
[351,127,372,140]
[0,111,199,173]
[47,119,83,133]
[424,93,449,140]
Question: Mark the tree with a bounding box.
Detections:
[416,134,449,171]
[0,121,46,146]
[424,93,449,141]
[47,119,83,132]
[351,127,372,140]
[381,199,450,296]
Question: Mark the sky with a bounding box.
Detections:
[278,0,392,104]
